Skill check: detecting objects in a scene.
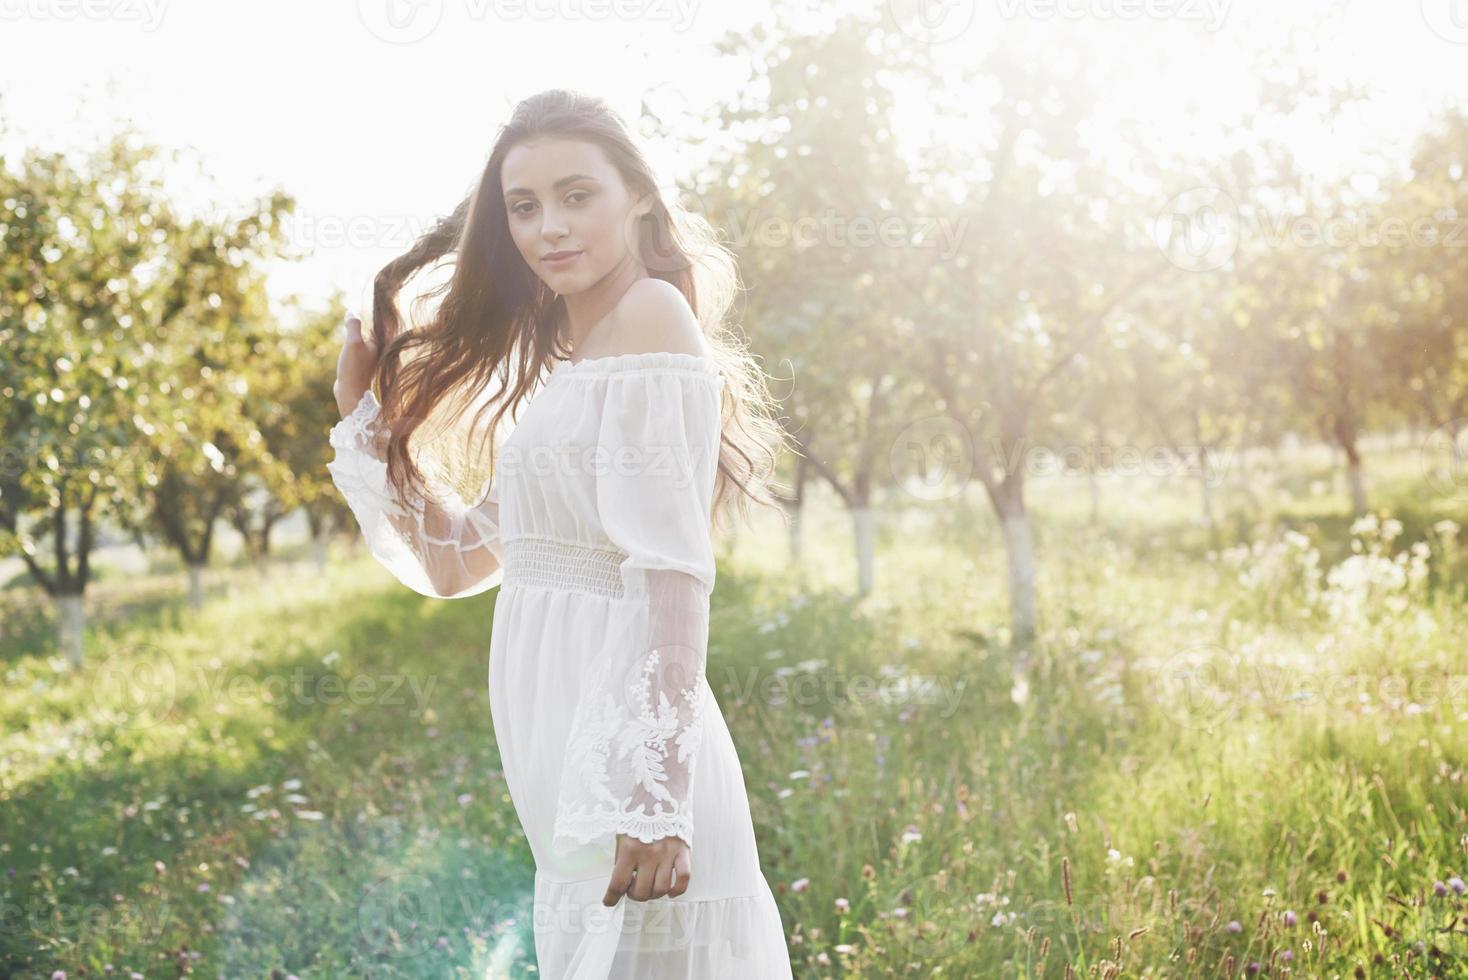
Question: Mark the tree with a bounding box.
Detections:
[0,126,178,664]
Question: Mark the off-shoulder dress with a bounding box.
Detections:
[326,351,793,979]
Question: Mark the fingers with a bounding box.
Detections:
[651,859,675,900]
[668,848,692,898]
[602,848,636,907]
[344,312,376,353]
[629,857,662,903]
[604,838,691,905]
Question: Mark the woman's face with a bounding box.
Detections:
[501,137,649,296]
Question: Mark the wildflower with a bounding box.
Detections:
[1434,880,1448,897]
[901,825,922,845]
[1449,877,1466,896]
[1283,910,1297,926]
[834,897,850,913]
[791,877,810,893]
[1226,920,1242,934]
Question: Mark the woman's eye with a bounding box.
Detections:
[512,202,537,217]
[566,190,591,206]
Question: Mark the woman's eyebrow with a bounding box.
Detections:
[503,174,598,198]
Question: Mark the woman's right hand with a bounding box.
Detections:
[334,312,380,419]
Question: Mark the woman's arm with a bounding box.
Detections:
[327,313,503,599]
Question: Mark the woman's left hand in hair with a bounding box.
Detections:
[602,833,691,906]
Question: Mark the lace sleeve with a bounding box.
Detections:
[551,365,724,853]
[326,388,504,599]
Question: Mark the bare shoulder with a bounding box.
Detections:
[603,278,710,358]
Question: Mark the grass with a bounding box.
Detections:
[2,444,1466,978]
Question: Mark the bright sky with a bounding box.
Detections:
[2,0,1464,314]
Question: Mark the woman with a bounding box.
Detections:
[325,88,795,978]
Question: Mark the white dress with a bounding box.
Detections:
[326,350,793,979]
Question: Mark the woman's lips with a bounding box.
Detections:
[543,251,582,267]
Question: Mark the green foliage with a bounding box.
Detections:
[4,458,1466,977]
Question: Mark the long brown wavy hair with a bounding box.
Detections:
[363,88,789,534]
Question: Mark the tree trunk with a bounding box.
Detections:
[1343,443,1368,516]
[852,505,875,596]
[187,563,205,610]
[787,502,803,564]
[1000,510,1038,644]
[311,535,328,571]
[1346,460,1367,516]
[1088,465,1100,526]
[1198,447,1221,550]
[56,593,86,667]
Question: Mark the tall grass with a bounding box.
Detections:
[3,445,1465,977]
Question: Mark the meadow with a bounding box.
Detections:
[3,440,1465,979]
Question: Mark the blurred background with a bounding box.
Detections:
[3,1,1467,977]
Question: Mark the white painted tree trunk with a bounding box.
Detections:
[57,593,85,667]
[787,505,803,563]
[1088,467,1100,525]
[1001,512,1038,643]
[852,505,874,596]
[187,564,205,610]
[1347,459,1368,516]
[1198,451,1216,530]
[311,536,328,571]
